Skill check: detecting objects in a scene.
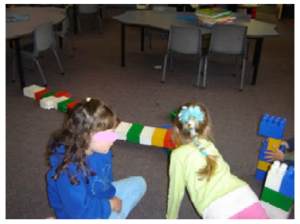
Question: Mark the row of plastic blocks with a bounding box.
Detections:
[258,114,286,139]
[115,121,176,150]
[260,161,294,219]
[255,139,286,181]
[23,84,80,113]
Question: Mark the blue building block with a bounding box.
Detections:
[279,166,294,198]
[258,140,269,161]
[258,114,286,139]
[255,168,267,181]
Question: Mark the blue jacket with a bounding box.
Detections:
[46,145,116,219]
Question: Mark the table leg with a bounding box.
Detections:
[14,38,26,89]
[141,27,144,52]
[252,38,264,85]
[73,4,77,35]
[121,23,125,67]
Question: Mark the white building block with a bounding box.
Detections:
[40,96,57,110]
[260,201,290,219]
[23,85,45,99]
[140,126,156,145]
[265,161,287,192]
[115,122,132,140]
[54,96,69,109]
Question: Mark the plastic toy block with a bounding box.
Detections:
[260,201,291,219]
[54,91,71,98]
[170,109,178,121]
[152,128,168,147]
[261,187,293,212]
[258,140,269,161]
[40,91,56,99]
[140,126,156,145]
[67,100,80,113]
[35,89,51,101]
[267,138,282,152]
[257,160,271,171]
[279,166,294,198]
[54,96,69,109]
[115,122,133,141]
[126,124,144,143]
[265,161,287,192]
[255,168,267,181]
[164,129,176,149]
[258,114,286,139]
[57,99,74,113]
[23,85,45,99]
[40,96,58,110]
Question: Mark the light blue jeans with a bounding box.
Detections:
[109,176,147,219]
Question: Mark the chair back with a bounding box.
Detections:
[34,21,55,53]
[209,24,247,55]
[168,25,202,55]
[153,6,176,12]
[78,4,99,14]
[61,5,70,34]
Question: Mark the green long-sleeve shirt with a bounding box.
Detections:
[166,139,247,219]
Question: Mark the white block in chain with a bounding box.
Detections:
[23,85,45,99]
[40,96,58,110]
[140,126,156,145]
[265,161,287,192]
[115,122,132,141]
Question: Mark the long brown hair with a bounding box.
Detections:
[173,102,218,182]
[48,98,117,185]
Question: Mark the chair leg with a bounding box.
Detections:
[240,57,247,91]
[196,57,203,87]
[34,58,48,86]
[52,49,64,75]
[97,13,103,34]
[203,55,208,88]
[148,32,152,49]
[170,51,173,71]
[161,53,169,83]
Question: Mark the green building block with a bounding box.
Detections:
[40,91,55,99]
[261,187,294,212]
[126,124,144,143]
[57,99,74,113]
[170,109,178,121]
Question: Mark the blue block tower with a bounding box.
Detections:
[258,114,286,139]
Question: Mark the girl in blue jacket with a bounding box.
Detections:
[46,98,146,219]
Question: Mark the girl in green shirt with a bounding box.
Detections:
[166,102,269,219]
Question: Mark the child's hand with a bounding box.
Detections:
[109,197,122,213]
[264,145,285,162]
[281,140,289,149]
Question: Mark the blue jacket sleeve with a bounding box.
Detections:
[56,174,112,219]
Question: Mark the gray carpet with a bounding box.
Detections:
[6,7,294,219]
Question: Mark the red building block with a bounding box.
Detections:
[54,91,71,98]
[67,100,80,113]
[164,129,176,149]
[35,89,51,101]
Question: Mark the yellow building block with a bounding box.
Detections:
[151,128,168,147]
[257,160,271,171]
[267,138,282,152]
